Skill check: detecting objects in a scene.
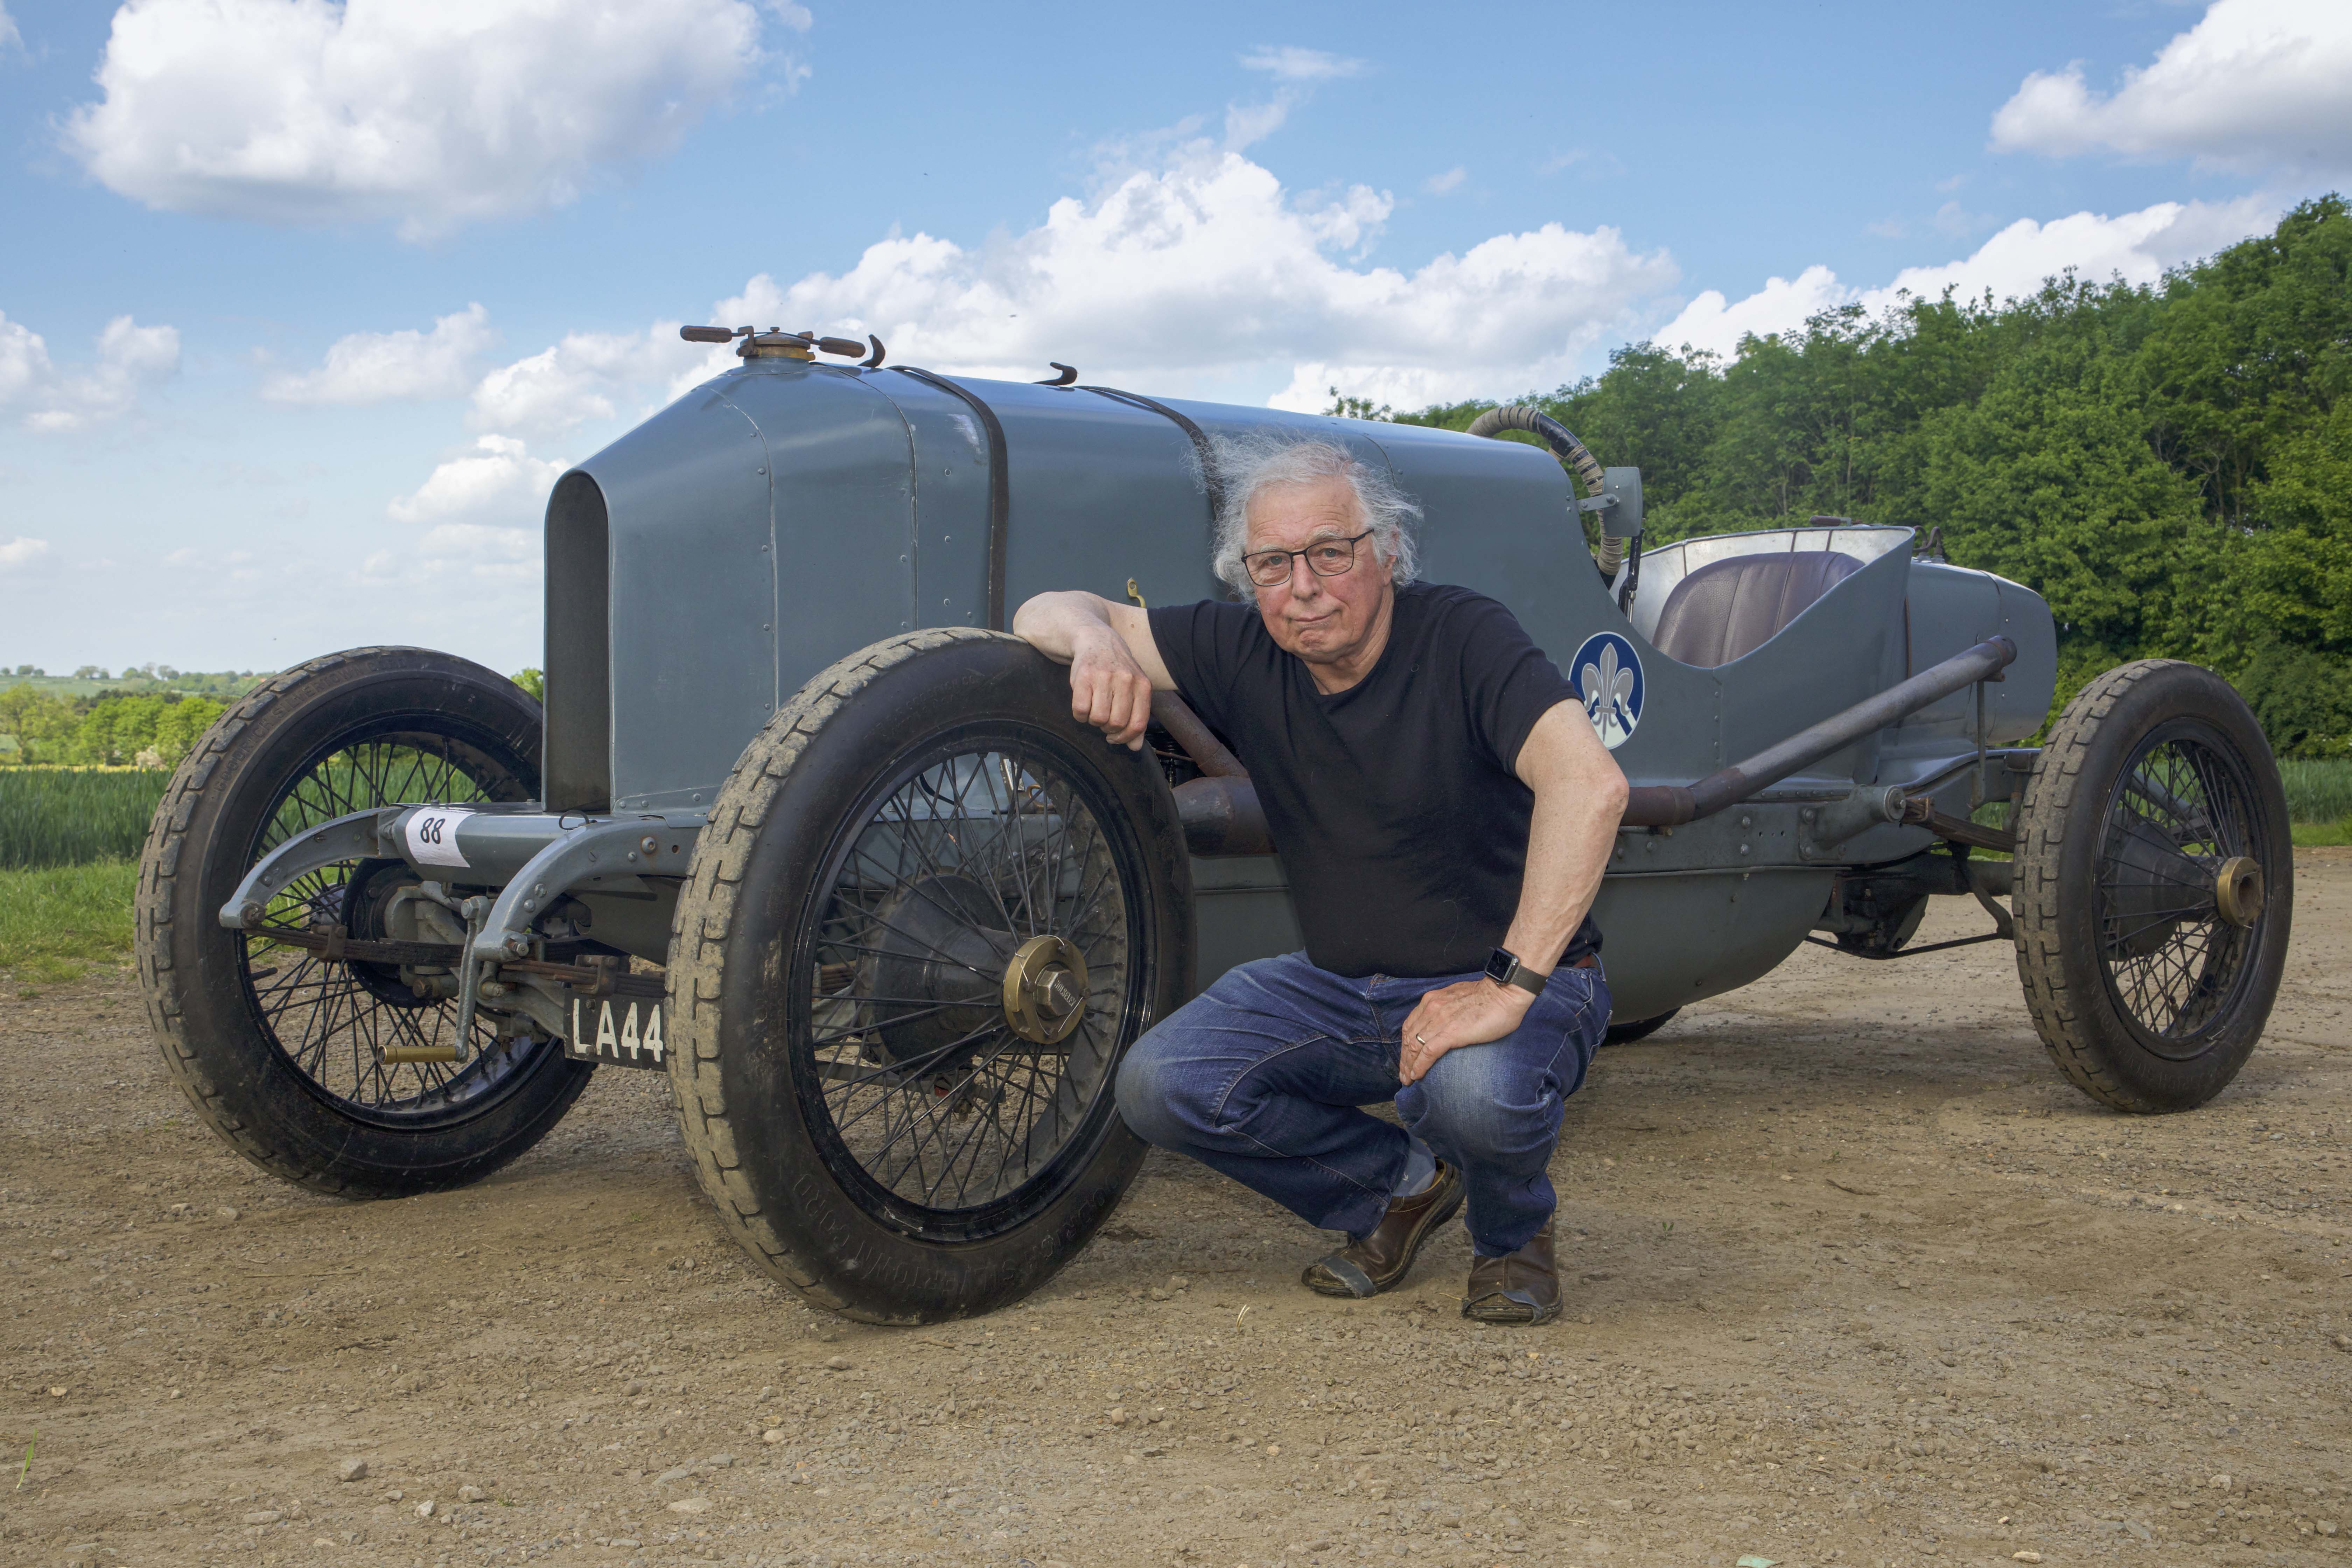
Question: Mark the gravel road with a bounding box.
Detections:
[2,854,2346,1568]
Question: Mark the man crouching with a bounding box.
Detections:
[1012,435,1627,1324]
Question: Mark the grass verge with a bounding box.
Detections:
[2291,821,2352,848]
[0,859,138,990]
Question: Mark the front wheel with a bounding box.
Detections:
[667,630,1194,1324]
[136,647,593,1196]
[2012,659,2292,1112]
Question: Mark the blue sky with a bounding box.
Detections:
[1,0,2345,676]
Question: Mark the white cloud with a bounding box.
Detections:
[0,537,50,571]
[1536,148,1624,179]
[0,310,181,433]
[1656,197,2278,357]
[0,313,49,407]
[1423,167,1466,196]
[1239,46,1366,82]
[0,2,21,52]
[1221,98,1292,154]
[1867,197,2276,309]
[263,303,491,405]
[1991,0,2352,177]
[469,327,710,438]
[671,140,1670,413]
[355,520,539,594]
[1656,266,1847,360]
[64,0,790,240]
[418,522,541,578]
[387,434,567,524]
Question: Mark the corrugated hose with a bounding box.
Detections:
[1465,405,1623,575]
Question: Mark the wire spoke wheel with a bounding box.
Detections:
[667,630,1191,1323]
[797,731,1140,1237]
[2093,727,2262,1057]
[240,733,545,1122]
[2012,659,2292,1113]
[138,647,593,1197]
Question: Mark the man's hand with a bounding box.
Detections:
[1009,590,1177,751]
[1068,627,1155,750]
[1398,978,1535,1085]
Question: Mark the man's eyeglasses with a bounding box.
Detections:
[1241,531,1374,588]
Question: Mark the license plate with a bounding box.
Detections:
[562,993,668,1070]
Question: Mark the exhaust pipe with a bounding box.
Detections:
[1621,636,2017,827]
[1163,636,2018,856]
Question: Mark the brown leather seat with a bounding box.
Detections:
[1649,550,1863,668]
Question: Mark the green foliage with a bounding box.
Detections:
[0,684,226,765]
[1339,196,2352,756]
[2234,643,2352,761]
[510,667,546,702]
[0,769,170,868]
[2280,759,2352,825]
[1321,388,1396,422]
[0,859,138,983]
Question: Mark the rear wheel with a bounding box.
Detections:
[136,648,593,1195]
[667,630,1192,1323]
[2012,660,2292,1112]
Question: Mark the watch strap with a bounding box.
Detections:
[1486,947,1548,996]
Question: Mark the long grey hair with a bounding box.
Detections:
[1206,433,1423,597]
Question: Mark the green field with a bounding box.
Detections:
[0,859,138,988]
[0,768,170,869]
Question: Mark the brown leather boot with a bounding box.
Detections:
[1461,1213,1560,1325]
[1301,1161,1464,1298]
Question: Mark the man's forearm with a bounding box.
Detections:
[1501,783,1621,974]
[1010,590,1116,664]
[1500,704,1630,975]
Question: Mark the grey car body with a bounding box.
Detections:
[319,351,2053,1026]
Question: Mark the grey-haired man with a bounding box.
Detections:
[1013,438,1625,1322]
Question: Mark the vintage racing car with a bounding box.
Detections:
[136,328,2294,1323]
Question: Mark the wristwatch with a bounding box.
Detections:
[1484,947,1548,996]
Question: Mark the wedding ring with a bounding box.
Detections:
[1414,1034,1427,1046]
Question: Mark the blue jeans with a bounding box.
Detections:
[1115,951,1609,1257]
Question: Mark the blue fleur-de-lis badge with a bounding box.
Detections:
[1572,631,1643,750]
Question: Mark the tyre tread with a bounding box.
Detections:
[2012,660,2165,1113]
[667,630,1001,1308]
[136,646,584,1194]
[2010,658,2288,1114]
[140,648,413,1189]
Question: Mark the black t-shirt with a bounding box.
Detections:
[1148,582,1600,979]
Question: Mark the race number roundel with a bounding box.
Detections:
[1572,631,1643,750]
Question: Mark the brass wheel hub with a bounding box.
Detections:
[2214,855,2264,929]
[1001,934,1088,1045]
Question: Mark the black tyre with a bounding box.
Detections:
[2012,659,2293,1113]
[667,630,1193,1324]
[136,648,593,1195]
[1602,1008,1681,1046]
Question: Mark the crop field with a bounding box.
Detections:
[0,766,169,868]
[2281,758,2352,826]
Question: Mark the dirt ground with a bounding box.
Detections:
[2,857,2347,1568]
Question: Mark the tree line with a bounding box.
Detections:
[0,687,228,767]
[1336,196,2352,757]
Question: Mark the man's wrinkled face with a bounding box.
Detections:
[1244,476,1394,667]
